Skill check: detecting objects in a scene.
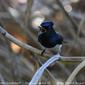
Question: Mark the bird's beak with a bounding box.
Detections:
[38,26,41,29]
[38,26,42,31]
[38,26,46,32]
[38,26,42,32]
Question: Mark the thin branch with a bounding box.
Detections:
[1,0,42,48]
[56,0,78,31]
[0,26,42,56]
[77,13,85,36]
[36,55,57,84]
[0,26,85,61]
[66,60,85,85]
[61,57,85,61]
[56,0,84,54]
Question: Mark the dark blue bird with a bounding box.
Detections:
[38,21,63,55]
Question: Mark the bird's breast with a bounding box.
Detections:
[38,32,58,48]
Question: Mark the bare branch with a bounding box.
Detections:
[0,26,42,56]
[0,26,85,61]
[56,0,78,31]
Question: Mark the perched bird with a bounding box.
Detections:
[38,21,63,55]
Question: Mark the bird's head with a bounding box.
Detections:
[39,21,54,32]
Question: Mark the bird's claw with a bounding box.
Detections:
[41,49,46,56]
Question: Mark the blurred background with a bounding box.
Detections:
[0,0,85,85]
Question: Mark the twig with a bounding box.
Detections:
[56,0,78,31]
[61,57,85,61]
[66,60,85,85]
[0,26,85,61]
[0,26,42,56]
[56,0,84,55]
[77,13,85,36]
[1,0,42,48]
[35,55,57,84]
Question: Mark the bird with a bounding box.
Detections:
[38,21,63,55]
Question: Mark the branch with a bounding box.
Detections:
[66,60,85,85]
[0,26,42,56]
[56,0,78,31]
[0,26,85,61]
[77,13,85,36]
